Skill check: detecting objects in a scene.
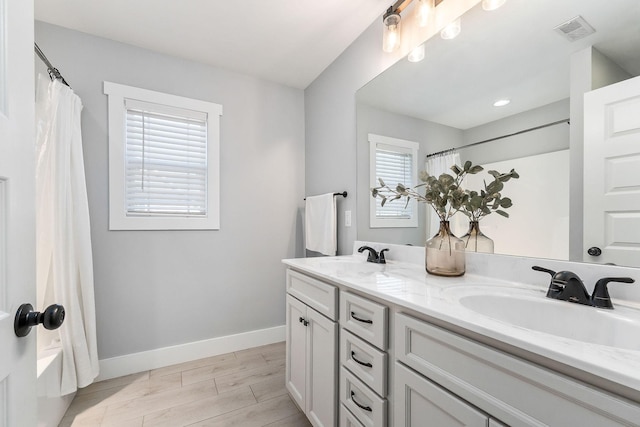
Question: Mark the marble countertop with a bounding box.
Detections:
[282,254,640,398]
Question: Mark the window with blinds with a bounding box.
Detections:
[369,134,419,228]
[125,100,207,216]
[104,82,222,230]
[375,147,413,219]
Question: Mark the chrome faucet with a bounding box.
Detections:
[358,246,389,264]
[532,266,635,309]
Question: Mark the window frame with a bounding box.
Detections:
[104,81,222,230]
[369,133,419,228]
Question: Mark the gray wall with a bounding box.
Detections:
[35,22,305,359]
[304,20,404,255]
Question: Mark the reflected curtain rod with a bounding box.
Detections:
[34,42,70,87]
[426,118,570,159]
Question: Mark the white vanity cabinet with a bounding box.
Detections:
[394,312,640,427]
[283,253,640,427]
[285,270,338,427]
[339,291,389,427]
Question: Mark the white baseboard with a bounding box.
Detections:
[96,325,285,382]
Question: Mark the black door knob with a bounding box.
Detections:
[14,303,65,337]
[587,247,602,257]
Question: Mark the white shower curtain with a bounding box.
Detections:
[35,75,99,395]
[425,150,464,237]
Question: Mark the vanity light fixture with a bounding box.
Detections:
[408,44,425,62]
[383,8,403,52]
[440,17,461,39]
[415,0,434,28]
[482,0,506,11]
[493,99,510,107]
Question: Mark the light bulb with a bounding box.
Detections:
[493,99,510,107]
[408,45,425,62]
[415,0,434,28]
[482,0,507,11]
[383,12,402,52]
[440,18,461,40]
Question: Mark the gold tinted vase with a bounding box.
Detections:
[425,221,465,276]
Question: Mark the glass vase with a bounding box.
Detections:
[461,221,494,254]
[425,221,465,277]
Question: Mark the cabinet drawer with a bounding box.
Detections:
[287,269,337,320]
[341,329,387,397]
[341,404,366,427]
[395,313,640,427]
[340,367,387,427]
[394,362,488,427]
[340,291,388,350]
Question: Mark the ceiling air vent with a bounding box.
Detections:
[554,16,595,42]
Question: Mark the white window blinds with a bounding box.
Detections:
[125,99,208,216]
[375,145,414,219]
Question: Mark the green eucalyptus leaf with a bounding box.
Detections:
[496,210,509,218]
[469,165,484,174]
[378,177,385,186]
[463,160,472,172]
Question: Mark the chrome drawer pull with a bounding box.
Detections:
[351,390,372,412]
[351,351,373,368]
[350,311,373,324]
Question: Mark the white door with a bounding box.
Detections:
[584,75,640,266]
[0,1,37,426]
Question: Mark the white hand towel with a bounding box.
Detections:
[305,193,337,256]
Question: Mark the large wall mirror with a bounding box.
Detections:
[356,0,640,267]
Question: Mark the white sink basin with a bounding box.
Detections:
[446,286,640,351]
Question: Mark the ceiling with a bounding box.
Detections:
[34,0,390,89]
[357,0,640,129]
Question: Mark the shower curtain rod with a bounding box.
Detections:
[425,118,570,159]
[34,42,70,87]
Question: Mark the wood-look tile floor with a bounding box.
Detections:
[59,341,312,427]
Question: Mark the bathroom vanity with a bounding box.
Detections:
[283,242,640,427]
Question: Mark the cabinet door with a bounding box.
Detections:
[286,295,307,410]
[395,363,488,427]
[307,306,338,427]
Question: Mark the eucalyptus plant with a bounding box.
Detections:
[460,168,519,222]
[371,160,484,222]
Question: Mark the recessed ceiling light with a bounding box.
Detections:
[493,99,510,107]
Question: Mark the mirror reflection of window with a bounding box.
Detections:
[369,134,418,228]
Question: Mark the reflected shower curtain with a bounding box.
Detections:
[425,150,464,237]
[35,75,99,395]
